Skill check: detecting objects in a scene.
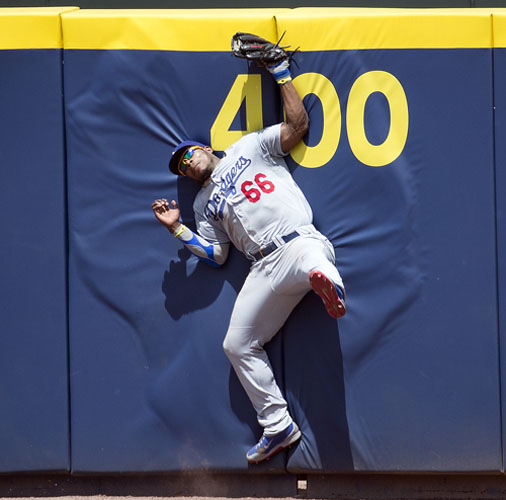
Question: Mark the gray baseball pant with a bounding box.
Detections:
[222,229,344,436]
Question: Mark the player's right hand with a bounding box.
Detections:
[151,198,182,233]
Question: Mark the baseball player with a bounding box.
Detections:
[152,33,346,463]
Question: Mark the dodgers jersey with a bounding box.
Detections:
[193,123,313,258]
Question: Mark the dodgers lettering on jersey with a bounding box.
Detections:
[203,155,252,221]
[194,123,313,258]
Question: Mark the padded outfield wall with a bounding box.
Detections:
[0,7,78,472]
[0,7,505,474]
[61,8,502,473]
[494,11,506,475]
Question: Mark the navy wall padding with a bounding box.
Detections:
[495,47,506,469]
[64,46,502,473]
[65,50,288,472]
[0,12,505,477]
[0,49,69,472]
[284,49,501,472]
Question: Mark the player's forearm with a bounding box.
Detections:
[167,221,182,234]
[281,81,309,139]
[279,81,309,153]
[173,225,229,267]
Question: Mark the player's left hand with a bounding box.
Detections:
[231,32,292,67]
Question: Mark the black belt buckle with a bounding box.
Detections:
[257,241,275,259]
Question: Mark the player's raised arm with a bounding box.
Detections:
[231,32,309,153]
[278,81,309,153]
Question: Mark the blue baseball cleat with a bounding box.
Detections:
[309,270,346,319]
[246,422,301,463]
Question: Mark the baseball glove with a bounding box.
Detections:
[231,31,297,67]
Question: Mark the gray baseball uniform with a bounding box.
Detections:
[190,123,344,435]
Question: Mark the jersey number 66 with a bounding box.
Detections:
[241,173,275,203]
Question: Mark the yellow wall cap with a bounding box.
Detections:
[0,7,78,49]
[492,10,506,47]
[61,9,289,51]
[4,7,505,52]
[276,8,495,50]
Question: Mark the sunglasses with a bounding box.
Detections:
[178,146,204,174]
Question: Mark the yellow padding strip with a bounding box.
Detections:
[61,9,287,51]
[0,7,78,49]
[493,11,506,47]
[276,8,494,50]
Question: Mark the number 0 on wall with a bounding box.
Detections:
[346,71,409,167]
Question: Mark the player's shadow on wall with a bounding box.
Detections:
[161,247,249,319]
[283,292,353,471]
[161,176,249,319]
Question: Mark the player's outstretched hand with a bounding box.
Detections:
[152,198,181,233]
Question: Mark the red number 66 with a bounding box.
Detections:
[241,173,275,203]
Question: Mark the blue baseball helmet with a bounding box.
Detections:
[169,140,207,176]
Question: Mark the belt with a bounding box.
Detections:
[250,231,300,261]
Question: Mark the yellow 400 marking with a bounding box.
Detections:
[210,71,409,168]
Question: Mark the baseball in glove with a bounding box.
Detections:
[231,32,298,84]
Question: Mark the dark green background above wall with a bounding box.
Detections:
[2,0,506,8]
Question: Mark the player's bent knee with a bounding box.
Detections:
[223,334,239,360]
[223,329,251,360]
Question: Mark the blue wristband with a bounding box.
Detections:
[268,60,291,84]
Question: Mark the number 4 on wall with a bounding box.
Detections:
[210,74,263,151]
